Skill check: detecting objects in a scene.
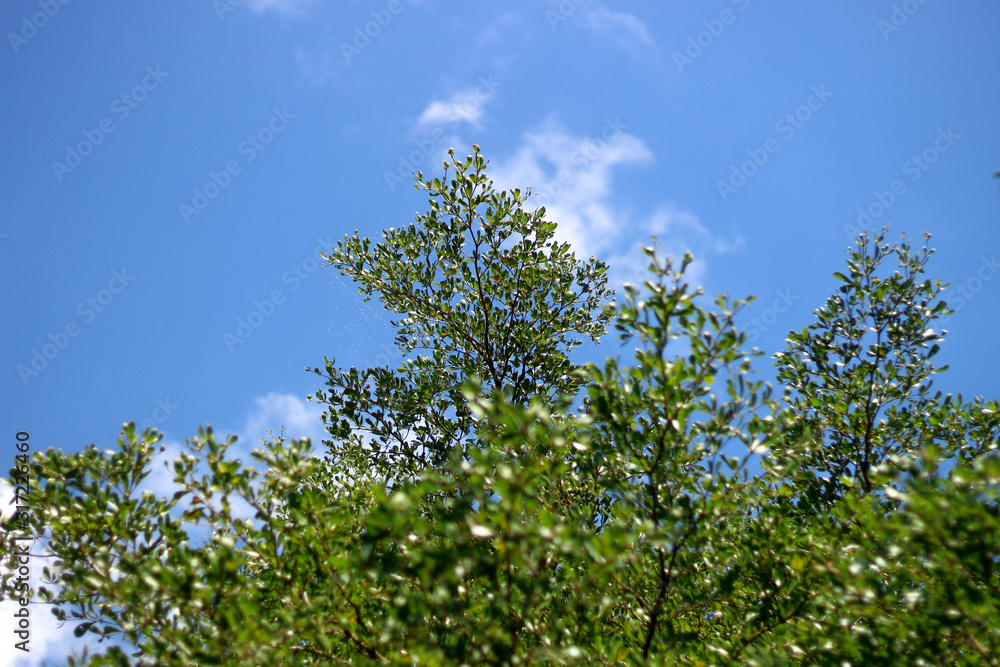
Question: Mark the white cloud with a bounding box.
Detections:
[242,392,327,449]
[490,119,740,289]
[605,205,730,289]
[140,440,187,500]
[416,78,500,130]
[490,117,651,250]
[133,395,325,551]
[139,393,326,503]
[0,480,14,525]
[418,97,483,127]
[0,591,101,666]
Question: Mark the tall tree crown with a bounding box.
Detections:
[311,145,612,475]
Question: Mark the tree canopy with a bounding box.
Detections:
[3,146,999,666]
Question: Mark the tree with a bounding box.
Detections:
[2,149,998,665]
[310,145,612,485]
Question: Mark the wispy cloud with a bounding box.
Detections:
[491,117,651,249]
[547,1,656,56]
[247,0,318,16]
[294,48,341,84]
[418,96,483,127]
[242,392,327,448]
[138,392,325,504]
[490,119,739,288]
[604,205,741,289]
[416,78,500,130]
[583,6,655,50]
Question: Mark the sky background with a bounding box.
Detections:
[1,1,999,663]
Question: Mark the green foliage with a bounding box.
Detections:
[311,145,612,484]
[3,152,997,665]
[773,230,964,504]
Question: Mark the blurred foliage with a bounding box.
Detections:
[3,147,998,665]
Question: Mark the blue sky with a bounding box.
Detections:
[1,1,999,663]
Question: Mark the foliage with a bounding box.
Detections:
[2,148,998,665]
[311,146,611,483]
